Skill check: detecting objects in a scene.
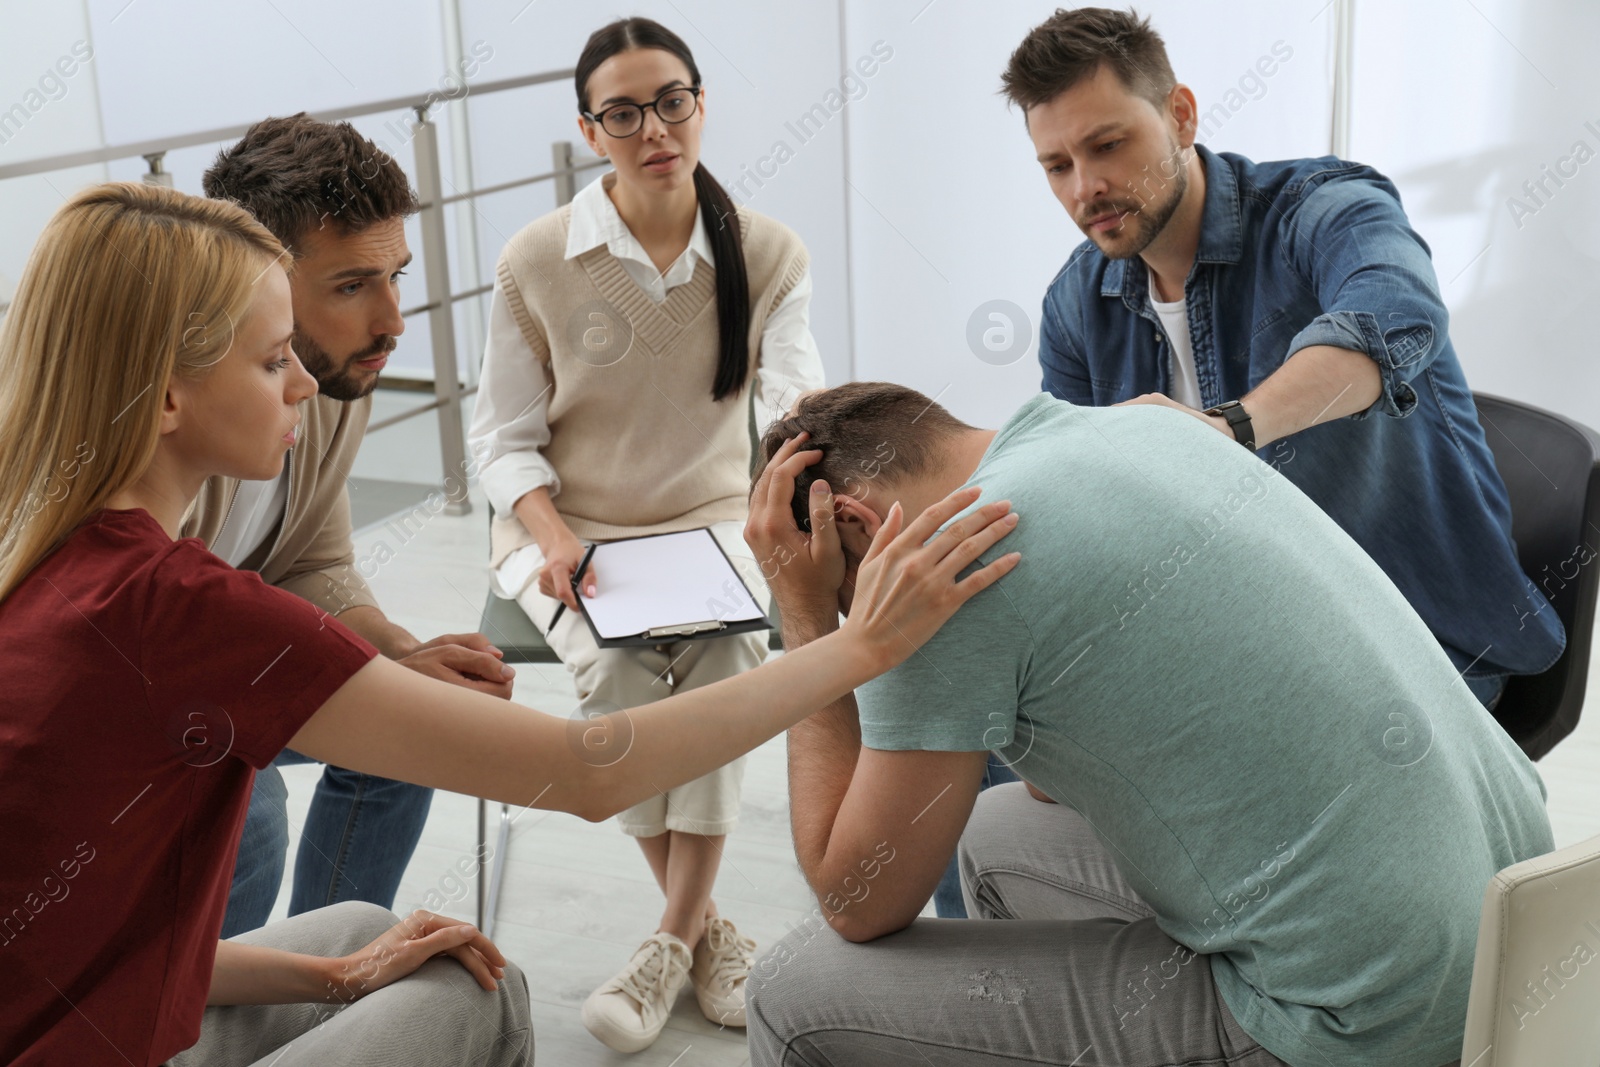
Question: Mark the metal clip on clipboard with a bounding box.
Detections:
[643,620,728,639]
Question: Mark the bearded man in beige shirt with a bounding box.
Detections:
[185,113,513,938]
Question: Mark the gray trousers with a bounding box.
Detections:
[168,901,533,1066]
[746,782,1288,1066]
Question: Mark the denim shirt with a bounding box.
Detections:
[1039,144,1564,679]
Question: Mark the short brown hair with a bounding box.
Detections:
[202,113,419,254]
[757,382,971,533]
[1001,7,1175,113]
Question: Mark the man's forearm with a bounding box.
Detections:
[1241,343,1382,447]
[209,940,336,1005]
[335,605,420,660]
[782,604,863,892]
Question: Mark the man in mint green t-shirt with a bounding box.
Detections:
[741,383,1549,1067]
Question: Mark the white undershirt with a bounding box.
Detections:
[212,466,290,569]
[1149,284,1203,411]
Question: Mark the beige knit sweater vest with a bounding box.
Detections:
[490,202,808,565]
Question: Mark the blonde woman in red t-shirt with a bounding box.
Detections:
[0,183,1019,1066]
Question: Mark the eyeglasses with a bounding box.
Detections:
[583,86,702,139]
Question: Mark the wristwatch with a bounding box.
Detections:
[1204,400,1257,450]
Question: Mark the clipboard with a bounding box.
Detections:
[570,528,772,648]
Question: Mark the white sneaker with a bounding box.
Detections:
[581,932,693,1053]
[690,916,757,1028]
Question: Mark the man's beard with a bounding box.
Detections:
[293,331,395,402]
[1078,145,1189,261]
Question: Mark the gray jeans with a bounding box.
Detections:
[747,783,1290,1066]
[168,901,533,1066]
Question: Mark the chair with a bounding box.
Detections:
[472,557,783,935]
[472,591,562,934]
[1472,393,1600,760]
[1459,832,1600,1064]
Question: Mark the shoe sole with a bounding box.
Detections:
[693,988,746,1029]
[581,999,666,1054]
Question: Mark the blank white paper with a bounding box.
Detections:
[581,529,766,640]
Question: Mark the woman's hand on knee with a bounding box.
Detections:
[325,910,509,1003]
[1023,780,1057,803]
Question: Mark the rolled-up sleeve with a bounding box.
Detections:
[469,288,562,519]
[1284,176,1450,420]
[753,268,826,436]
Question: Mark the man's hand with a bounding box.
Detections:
[1115,392,1231,438]
[400,632,514,698]
[745,430,847,622]
[325,910,508,1004]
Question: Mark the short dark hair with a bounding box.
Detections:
[757,382,971,533]
[202,113,419,254]
[1001,7,1176,113]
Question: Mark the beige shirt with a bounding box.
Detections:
[477,192,811,568]
[468,172,824,512]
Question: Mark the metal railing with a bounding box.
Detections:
[0,69,611,516]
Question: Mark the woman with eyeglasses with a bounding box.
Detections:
[467,15,827,1054]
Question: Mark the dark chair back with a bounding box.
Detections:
[1473,392,1600,759]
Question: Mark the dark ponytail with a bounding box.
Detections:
[576,18,752,403]
[693,164,751,401]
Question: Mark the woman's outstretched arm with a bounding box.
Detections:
[288,438,1020,821]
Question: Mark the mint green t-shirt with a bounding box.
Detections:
[857,393,1552,1067]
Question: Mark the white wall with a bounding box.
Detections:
[1349,0,1600,431]
[0,0,106,308]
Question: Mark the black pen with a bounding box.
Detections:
[546,541,598,637]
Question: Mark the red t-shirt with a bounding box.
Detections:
[0,509,377,1065]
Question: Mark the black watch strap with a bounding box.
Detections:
[1205,400,1257,450]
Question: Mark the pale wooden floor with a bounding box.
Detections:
[261,395,1600,1065]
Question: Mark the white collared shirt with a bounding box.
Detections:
[469,171,826,526]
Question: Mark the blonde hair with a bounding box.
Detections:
[0,182,287,602]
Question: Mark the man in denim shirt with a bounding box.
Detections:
[1017,8,1563,708]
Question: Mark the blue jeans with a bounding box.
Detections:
[221,751,433,938]
[932,752,1019,918]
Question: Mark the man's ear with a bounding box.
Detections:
[833,494,883,554]
[1169,83,1199,148]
